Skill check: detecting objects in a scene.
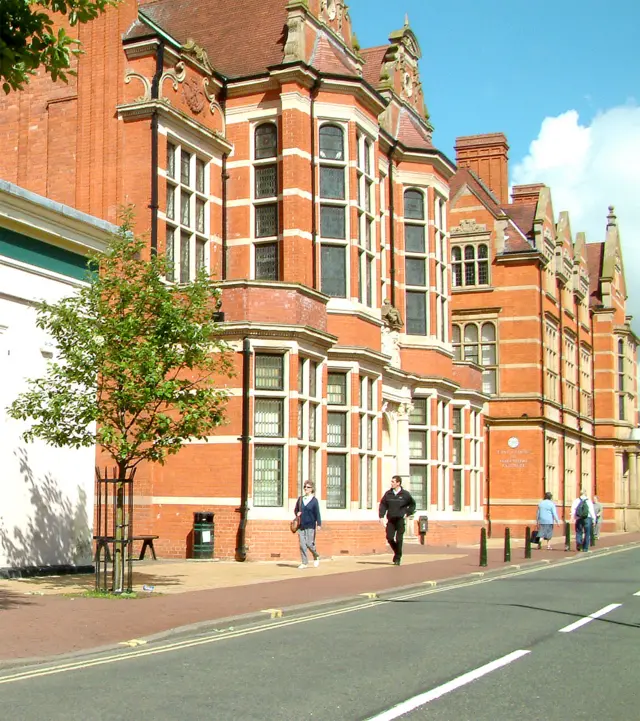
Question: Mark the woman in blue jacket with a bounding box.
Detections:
[294,481,322,569]
[536,491,560,550]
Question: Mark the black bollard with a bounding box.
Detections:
[479,527,488,567]
[564,521,571,552]
[524,526,532,559]
[504,527,511,563]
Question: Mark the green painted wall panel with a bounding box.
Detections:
[0,226,89,281]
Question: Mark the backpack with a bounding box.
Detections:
[576,499,590,519]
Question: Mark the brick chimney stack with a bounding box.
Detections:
[454,133,509,205]
[511,183,545,206]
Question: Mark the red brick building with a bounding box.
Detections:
[450,133,639,537]
[0,1,489,559]
[2,2,636,561]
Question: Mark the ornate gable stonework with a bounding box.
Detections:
[450,219,488,236]
[380,19,428,119]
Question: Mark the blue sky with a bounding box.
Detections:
[349,0,640,326]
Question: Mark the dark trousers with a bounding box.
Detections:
[386,517,406,559]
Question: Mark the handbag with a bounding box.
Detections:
[290,497,302,534]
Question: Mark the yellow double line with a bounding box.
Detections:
[1,543,635,685]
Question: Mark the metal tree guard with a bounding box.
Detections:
[95,467,135,593]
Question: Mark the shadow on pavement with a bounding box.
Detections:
[0,588,34,610]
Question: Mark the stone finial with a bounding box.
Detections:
[607,205,617,229]
[404,13,409,27]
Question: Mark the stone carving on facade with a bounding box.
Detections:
[397,402,414,420]
[182,39,214,75]
[124,69,151,102]
[320,0,346,31]
[283,13,306,62]
[450,218,487,236]
[160,61,186,99]
[381,325,401,368]
[202,78,226,133]
[381,298,404,331]
[183,76,205,114]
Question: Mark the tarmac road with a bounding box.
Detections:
[1,545,638,721]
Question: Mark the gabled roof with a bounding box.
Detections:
[450,168,502,217]
[502,202,537,238]
[396,106,433,150]
[137,0,288,78]
[311,34,359,76]
[503,220,535,253]
[360,45,387,87]
[587,242,604,305]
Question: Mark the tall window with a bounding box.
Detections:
[356,135,375,307]
[545,320,559,402]
[617,338,626,420]
[253,123,279,280]
[434,195,448,341]
[580,344,593,417]
[404,189,428,335]
[319,125,348,298]
[358,375,377,509]
[545,435,558,499]
[165,141,208,282]
[408,397,429,509]
[452,406,463,511]
[253,354,286,506]
[436,400,450,511]
[452,321,498,394]
[297,357,321,496]
[327,370,349,508]
[564,334,577,411]
[452,244,489,288]
[469,410,482,513]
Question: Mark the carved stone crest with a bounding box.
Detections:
[183,76,205,114]
[450,218,487,236]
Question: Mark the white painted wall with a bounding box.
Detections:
[0,260,96,569]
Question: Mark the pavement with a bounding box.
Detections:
[1,530,639,666]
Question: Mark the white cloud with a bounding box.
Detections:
[512,104,640,326]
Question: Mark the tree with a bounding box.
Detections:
[0,0,122,94]
[8,210,233,590]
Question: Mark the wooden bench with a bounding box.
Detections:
[94,535,159,562]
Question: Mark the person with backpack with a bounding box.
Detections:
[570,490,597,552]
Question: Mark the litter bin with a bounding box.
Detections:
[193,512,214,559]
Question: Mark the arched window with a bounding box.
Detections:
[356,133,376,307]
[454,321,498,395]
[481,322,497,394]
[452,246,462,287]
[404,189,428,335]
[253,122,279,279]
[255,123,278,160]
[319,124,344,161]
[451,242,490,288]
[319,125,348,297]
[452,324,461,360]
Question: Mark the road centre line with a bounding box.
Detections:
[558,603,622,633]
[0,543,636,686]
[363,650,531,721]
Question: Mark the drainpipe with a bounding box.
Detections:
[539,259,547,498]
[576,292,583,491]
[558,281,567,521]
[590,310,597,495]
[387,141,399,306]
[310,78,321,289]
[149,40,165,256]
[220,86,229,279]
[236,337,252,561]
[485,420,492,538]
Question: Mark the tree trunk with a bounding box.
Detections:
[113,461,128,594]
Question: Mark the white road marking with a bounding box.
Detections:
[634,591,640,596]
[364,650,530,721]
[0,544,636,685]
[558,603,622,633]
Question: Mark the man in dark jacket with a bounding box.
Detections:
[379,475,416,565]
